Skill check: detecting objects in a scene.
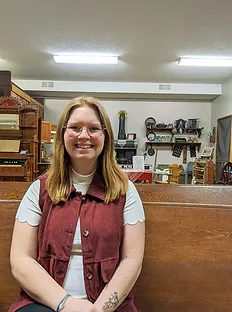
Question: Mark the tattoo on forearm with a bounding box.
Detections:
[102,292,119,311]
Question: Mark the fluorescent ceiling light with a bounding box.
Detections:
[178,57,232,67]
[53,54,118,64]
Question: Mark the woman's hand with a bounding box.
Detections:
[63,297,97,312]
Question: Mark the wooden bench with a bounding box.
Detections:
[0,183,232,311]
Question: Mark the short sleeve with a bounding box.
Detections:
[123,180,145,226]
[16,179,42,226]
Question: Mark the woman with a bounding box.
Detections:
[9,96,145,312]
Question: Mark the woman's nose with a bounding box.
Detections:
[78,127,90,138]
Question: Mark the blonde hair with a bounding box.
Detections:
[46,96,128,204]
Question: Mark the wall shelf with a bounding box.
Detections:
[145,123,203,164]
[184,127,204,138]
[145,142,201,151]
[152,127,173,131]
[148,127,204,138]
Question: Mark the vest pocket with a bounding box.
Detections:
[100,258,119,283]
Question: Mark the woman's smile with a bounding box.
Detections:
[74,143,94,149]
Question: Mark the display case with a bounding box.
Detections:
[0,71,45,181]
[0,97,40,181]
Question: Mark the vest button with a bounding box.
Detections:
[86,272,93,280]
[83,230,89,237]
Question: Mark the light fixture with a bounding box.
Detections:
[178,57,232,67]
[53,54,118,64]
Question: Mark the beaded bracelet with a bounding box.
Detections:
[56,293,71,312]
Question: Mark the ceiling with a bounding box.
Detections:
[1,0,232,84]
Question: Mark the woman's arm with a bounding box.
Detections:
[10,220,68,310]
[93,221,145,312]
[10,220,97,312]
[11,179,97,312]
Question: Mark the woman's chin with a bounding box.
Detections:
[73,148,92,155]
[72,153,96,162]
[71,155,98,174]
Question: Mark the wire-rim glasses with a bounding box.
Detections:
[64,124,105,138]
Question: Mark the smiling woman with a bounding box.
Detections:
[63,105,106,176]
[9,96,145,312]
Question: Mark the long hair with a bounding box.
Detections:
[46,96,128,204]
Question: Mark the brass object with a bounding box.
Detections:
[117,110,128,119]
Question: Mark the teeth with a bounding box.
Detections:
[77,145,92,149]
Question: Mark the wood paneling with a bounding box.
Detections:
[0,182,31,200]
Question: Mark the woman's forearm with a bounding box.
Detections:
[93,258,142,312]
[11,256,67,310]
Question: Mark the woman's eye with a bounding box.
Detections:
[90,126,101,131]
[71,126,81,131]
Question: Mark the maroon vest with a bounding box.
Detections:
[9,172,137,312]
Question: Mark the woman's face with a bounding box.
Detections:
[64,106,105,175]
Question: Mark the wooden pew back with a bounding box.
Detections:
[1,183,232,312]
[135,184,232,312]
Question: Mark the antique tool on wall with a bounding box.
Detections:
[117,110,128,140]
[189,144,197,158]
[147,132,156,141]
[147,143,155,156]
[183,145,187,164]
[145,117,156,141]
[145,117,156,129]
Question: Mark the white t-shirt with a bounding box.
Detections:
[16,168,145,298]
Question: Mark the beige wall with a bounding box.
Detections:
[212,77,232,126]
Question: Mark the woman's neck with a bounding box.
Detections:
[70,166,96,185]
[70,161,97,175]
[70,166,96,177]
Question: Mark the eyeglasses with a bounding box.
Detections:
[65,125,105,138]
